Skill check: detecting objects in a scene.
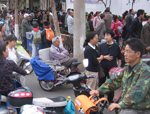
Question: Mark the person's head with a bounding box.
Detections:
[33,22,39,28]
[148,16,150,24]
[44,21,49,26]
[85,12,88,20]
[122,10,129,19]
[52,37,60,47]
[113,15,118,22]
[106,7,110,12]
[69,11,73,17]
[96,11,101,16]
[103,28,114,43]
[46,10,50,15]
[21,10,25,15]
[104,9,109,14]
[38,11,42,16]
[0,43,8,61]
[137,9,144,19]
[143,13,149,21]
[129,9,134,15]
[83,32,98,47]
[24,13,30,20]
[7,35,17,48]
[88,13,93,20]
[100,13,106,20]
[67,8,71,13]
[0,24,6,32]
[124,39,145,66]
[90,11,93,15]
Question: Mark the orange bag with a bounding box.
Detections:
[46,29,54,41]
[74,95,108,114]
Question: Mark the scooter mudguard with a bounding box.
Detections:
[20,105,45,114]
[16,41,30,59]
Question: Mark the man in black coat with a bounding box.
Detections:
[125,9,144,40]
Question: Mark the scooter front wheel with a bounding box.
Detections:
[39,80,54,91]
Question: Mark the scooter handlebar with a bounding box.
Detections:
[86,75,96,79]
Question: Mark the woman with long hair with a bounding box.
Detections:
[83,32,102,90]
[0,43,27,96]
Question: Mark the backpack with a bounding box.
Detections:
[46,28,54,41]
[114,21,122,35]
[33,31,42,44]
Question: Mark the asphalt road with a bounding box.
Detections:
[23,72,116,114]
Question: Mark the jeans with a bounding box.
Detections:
[32,43,38,58]
[119,109,150,114]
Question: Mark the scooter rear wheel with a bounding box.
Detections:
[39,80,54,91]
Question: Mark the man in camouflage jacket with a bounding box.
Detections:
[90,38,150,114]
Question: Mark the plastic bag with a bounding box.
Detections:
[64,96,75,114]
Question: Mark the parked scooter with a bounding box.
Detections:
[0,87,68,114]
[16,41,33,74]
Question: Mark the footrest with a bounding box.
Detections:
[33,96,67,107]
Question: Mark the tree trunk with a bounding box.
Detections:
[50,0,63,47]
[74,0,85,72]
[15,0,19,38]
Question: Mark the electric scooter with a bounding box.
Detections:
[16,41,33,74]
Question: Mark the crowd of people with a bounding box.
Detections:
[0,5,150,114]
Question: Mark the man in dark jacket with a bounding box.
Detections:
[126,9,144,39]
[21,13,33,50]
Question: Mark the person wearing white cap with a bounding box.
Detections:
[21,13,32,50]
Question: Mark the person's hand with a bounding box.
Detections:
[25,70,30,75]
[108,103,121,112]
[97,57,101,63]
[146,47,150,51]
[104,55,113,61]
[90,90,99,96]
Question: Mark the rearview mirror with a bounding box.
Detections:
[83,59,89,68]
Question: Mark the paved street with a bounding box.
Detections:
[24,72,116,114]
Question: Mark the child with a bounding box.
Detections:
[41,21,53,48]
[31,22,41,58]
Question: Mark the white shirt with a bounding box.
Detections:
[88,43,96,50]
[6,47,18,64]
[67,15,74,34]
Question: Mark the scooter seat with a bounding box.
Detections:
[72,62,81,66]
[33,96,67,108]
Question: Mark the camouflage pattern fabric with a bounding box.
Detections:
[97,60,150,110]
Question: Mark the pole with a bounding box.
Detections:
[74,0,85,72]
[15,0,19,38]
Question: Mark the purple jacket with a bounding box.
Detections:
[49,45,69,65]
[0,58,27,95]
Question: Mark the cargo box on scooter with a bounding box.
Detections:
[8,87,33,107]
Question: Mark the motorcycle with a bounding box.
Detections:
[30,56,82,91]
[16,40,33,74]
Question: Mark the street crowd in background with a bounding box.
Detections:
[0,5,150,113]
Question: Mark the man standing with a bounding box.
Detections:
[104,9,112,29]
[21,13,32,50]
[90,38,150,114]
[43,10,54,29]
[96,13,106,41]
[50,37,77,72]
[127,9,144,39]
[141,16,150,53]
[67,11,74,34]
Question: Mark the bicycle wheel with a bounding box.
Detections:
[39,80,54,91]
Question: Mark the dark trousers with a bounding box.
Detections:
[99,69,114,103]
[61,58,77,72]
[22,37,27,50]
